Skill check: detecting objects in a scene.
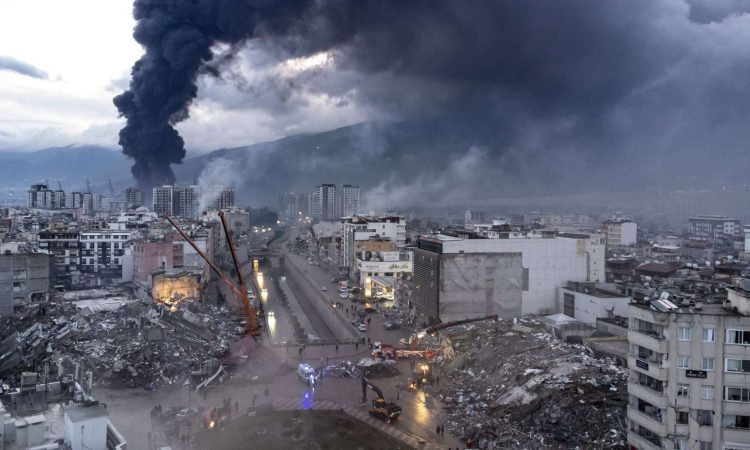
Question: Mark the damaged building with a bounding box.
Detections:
[401,231,604,324]
[0,252,51,317]
[627,279,750,450]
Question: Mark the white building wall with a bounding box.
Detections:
[745,226,750,252]
[558,287,629,324]
[620,222,637,245]
[441,237,589,315]
[65,415,108,450]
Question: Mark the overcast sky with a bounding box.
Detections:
[0,0,374,153]
[2,0,750,194]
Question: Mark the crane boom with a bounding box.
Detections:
[164,214,260,336]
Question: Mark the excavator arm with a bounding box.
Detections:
[164,214,260,336]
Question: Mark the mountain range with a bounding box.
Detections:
[1,122,749,220]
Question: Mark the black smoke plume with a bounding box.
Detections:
[114,0,312,191]
[117,1,750,200]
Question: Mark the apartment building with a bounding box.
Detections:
[604,220,638,247]
[122,187,144,209]
[340,215,406,275]
[27,183,66,209]
[38,230,81,289]
[314,184,337,221]
[627,282,750,450]
[339,184,360,217]
[152,185,200,219]
[0,253,51,317]
[688,216,742,242]
[79,230,132,282]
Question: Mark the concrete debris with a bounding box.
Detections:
[436,317,627,450]
[0,289,246,390]
[318,360,360,379]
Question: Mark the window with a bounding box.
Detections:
[702,357,714,371]
[725,358,750,373]
[676,411,688,424]
[696,410,713,426]
[699,442,712,450]
[677,383,690,397]
[678,355,690,368]
[726,329,750,345]
[725,386,750,402]
[702,328,715,342]
[675,438,688,450]
[723,415,750,429]
[678,327,691,341]
[700,385,714,399]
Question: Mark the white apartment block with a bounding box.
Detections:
[688,216,742,242]
[628,283,750,450]
[79,230,132,275]
[604,220,637,247]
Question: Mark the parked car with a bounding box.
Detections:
[339,293,348,299]
[383,321,400,330]
[357,322,368,332]
[321,286,327,292]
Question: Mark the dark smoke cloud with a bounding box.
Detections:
[0,55,48,79]
[114,0,312,190]
[118,0,750,201]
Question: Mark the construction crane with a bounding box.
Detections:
[164,212,261,337]
[361,377,401,423]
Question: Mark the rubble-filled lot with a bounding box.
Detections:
[0,289,245,389]
[436,318,627,450]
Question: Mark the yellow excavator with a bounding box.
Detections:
[361,377,401,423]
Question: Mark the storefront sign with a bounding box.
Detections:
[685,370,707,379]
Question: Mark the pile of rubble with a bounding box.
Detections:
[318,360,360,379]
[436,318,627,450]
[0,290,245,390]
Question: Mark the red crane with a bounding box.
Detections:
[164,212,261,336]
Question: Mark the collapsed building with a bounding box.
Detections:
[0,287,245,390]
[434,318,628,449]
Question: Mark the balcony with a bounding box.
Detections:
[628,332,668,355]
[628,380,666,409]
[628,355,668,380]
[723,427,750,443]
[627,406,667,436]
[626,430,663,449]
[723,400,750,415]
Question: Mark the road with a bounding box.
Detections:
[96,225,462,449]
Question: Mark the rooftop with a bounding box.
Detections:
[631,298,738,317]
[65,403,107,423]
